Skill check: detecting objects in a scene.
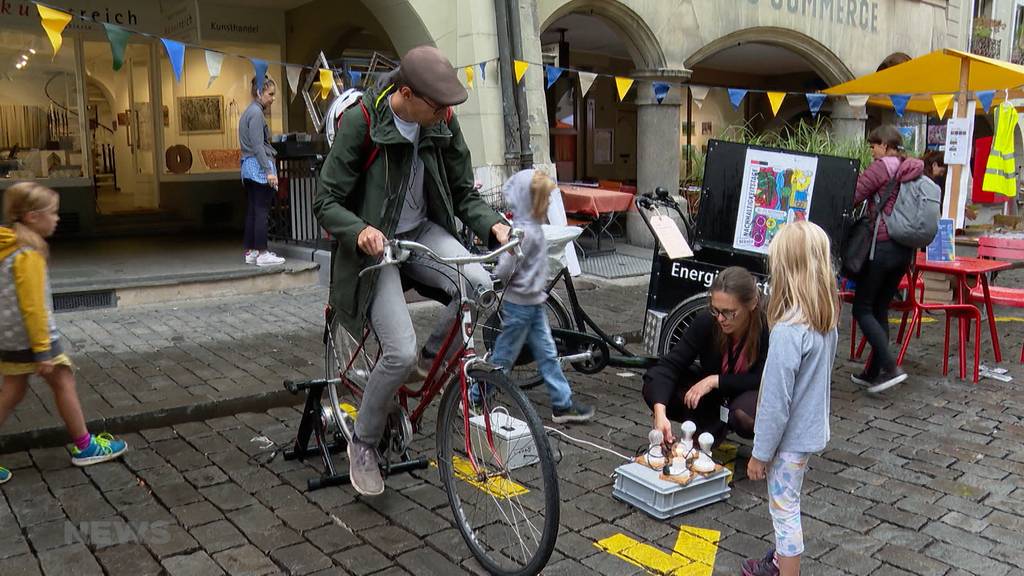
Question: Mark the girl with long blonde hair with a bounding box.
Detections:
[743,220,838,576]
[0,183,127,485]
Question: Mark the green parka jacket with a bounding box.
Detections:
[313,85,503,336]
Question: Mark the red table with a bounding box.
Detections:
[913,253,1013,363]
[558,185,635,255]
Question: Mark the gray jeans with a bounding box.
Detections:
[354,220,492,444]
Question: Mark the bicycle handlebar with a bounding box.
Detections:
[358,228,524,278]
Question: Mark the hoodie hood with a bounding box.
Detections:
[0,226,18,260]
[881,156,924,183]
[503,169,538,226]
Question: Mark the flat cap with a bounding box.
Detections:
[400,45,468,107]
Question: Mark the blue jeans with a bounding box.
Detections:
[489,301,573,410]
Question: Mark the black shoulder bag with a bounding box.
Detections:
[841,177,899,279]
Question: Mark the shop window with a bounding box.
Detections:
[0,29,84,181]
[159,42,283,175]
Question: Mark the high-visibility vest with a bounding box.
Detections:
[982,102,1018,199]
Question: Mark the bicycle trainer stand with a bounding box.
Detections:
[282,378,430,492]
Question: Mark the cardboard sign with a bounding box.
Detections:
[650,214,693,259]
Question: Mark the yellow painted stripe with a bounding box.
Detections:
[674,525,720,567]
[432,457,529,499]
[595,534,690,574]
[887,316,1024,325]
[339,402,358,421]
[594,526,720,575]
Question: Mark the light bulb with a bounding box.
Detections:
[29,49,36,54]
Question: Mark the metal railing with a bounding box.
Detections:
[971,36,1002,59]
[269,156,332,251]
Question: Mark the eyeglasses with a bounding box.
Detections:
[709,306,739,321]
[414,92,447,115]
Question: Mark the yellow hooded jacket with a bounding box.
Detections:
[0,226,61,362]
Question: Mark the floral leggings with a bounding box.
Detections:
[768,452,811,558]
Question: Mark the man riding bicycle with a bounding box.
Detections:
[314,45,511,496]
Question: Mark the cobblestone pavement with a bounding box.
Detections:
[2,277,1024,575]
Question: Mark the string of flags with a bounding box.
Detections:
[33,1,1008,118]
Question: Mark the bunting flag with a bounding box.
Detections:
[977,89,996,112]
[318,68,333,100]
[37,4,72,57]
[889,94,910,117]
[204,50,224,88]
[464,66,474,89]
[615,77,634,101]
[932,94,953,119]
[653,82,671,104]
[286,65,302,100]
[514,60,529,84]
[102,23,131,71]
[806,93,826,117]
[846,95,869,108]
[767,92,786,116]
[728,88,747,110]
[578,71,597,98]
[252,58,269,92]
[546,66,563,89]
[479,62,487,83]
[689,85,710,109]
[160,38,186,83]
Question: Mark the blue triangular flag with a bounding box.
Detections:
[479,62,486,82]
[160,38,185,83]
[805,93,826,117]
[546,66,563,89]
[350,70,362,88]
[251,58,269,92]
[976,89,996,112]
[728,88,747,109]
[889,94,910,117]
[652,82,671,104]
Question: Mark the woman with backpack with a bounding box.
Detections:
[850,125,924,393]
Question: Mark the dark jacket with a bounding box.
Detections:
[314,86,503,336]
[855,156,924,242]
[643,310,769,407]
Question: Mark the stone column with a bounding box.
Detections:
[830,99,868,144]
[629,69,690,248]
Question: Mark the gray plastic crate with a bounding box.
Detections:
[612,462,731,520]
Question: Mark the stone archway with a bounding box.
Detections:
[359,1,434,55]
[685,27,854,86]
[540,0,667,71]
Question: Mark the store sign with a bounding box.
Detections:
[160,0,200,43]
[0,0,160,34]
[202,3,284,43]
[744,0,879,33]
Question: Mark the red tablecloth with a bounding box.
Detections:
[559,185,634,218]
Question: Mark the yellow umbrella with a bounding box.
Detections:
[825,49,1024,220]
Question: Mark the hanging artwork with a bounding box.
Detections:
[177,95,224,134]
[733,148,818,254]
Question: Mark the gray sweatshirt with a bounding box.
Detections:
[751,320,837,462]
[239,100,276,175]
[492,170,547,306]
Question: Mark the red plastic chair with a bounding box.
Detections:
[842,275,916,363]
[968,236,1024,363]
[900,270,982,383]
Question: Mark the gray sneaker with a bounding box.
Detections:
[347,436,385,496]
[552,401,595,424]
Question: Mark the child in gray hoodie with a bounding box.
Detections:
[489,170,594,423]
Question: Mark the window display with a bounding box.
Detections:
[0,29,85,181]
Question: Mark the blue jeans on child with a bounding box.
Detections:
[488,301,573,410]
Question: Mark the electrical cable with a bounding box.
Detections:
[542,426,632,462]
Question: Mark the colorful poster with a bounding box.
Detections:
[733,148,818,254]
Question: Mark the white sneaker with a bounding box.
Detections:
[244,250,257,264]
[255,251,285,267]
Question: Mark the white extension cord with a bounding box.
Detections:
[543,426,633,462]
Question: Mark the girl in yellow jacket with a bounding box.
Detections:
[0,182,126,484]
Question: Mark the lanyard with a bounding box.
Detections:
[723,333,747,375]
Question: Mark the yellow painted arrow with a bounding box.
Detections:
[595,524,720,575]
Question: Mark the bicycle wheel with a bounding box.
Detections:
[436,367,559,576]
[658,294,709,356]
[481,294,573,389]
[324,311,375,435]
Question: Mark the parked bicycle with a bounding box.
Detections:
[283,231,559,576]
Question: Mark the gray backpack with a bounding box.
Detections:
[883,176,942,249]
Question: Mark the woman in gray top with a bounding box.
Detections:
[239,75,284,267]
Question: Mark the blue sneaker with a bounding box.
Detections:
[0,466,10,484]
[70,433,127,467]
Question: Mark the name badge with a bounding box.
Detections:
[720,404,730,424]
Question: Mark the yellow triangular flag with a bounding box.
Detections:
[767,92,786,117]
[465,66,474,89]
[615,77,634,101]
[932,94,953,119]
[37,4,73,57]
[514,60,529,84]
[318,68,332,101]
